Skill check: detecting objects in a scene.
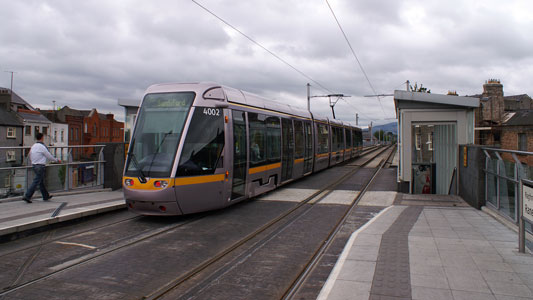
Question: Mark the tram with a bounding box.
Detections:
[123,82,362,215]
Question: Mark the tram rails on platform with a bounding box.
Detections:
[123,82,364,216]
[0,145,392,299]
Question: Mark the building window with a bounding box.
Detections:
[43,126,48,136]
[70,128,73,140]
[7,127,16,138]
[54,130,58,142]
[75,128,79,141]
[25,125,31,136]
[518,133,527,151]
[93,124,97,136]
[84,123,87,133]
[35,126,40,134]
[427,133,433,151]
[61,129,65,143]
[6,150,16,162]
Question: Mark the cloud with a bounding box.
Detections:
[1,0,531,124]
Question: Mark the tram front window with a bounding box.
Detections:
[176,107,225,177]
[125,92,194,178]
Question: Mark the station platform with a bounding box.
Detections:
[0,189,125,241]
[319,193,533,300]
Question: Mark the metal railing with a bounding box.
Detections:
[0,145,106,199]
[483,148,533,229]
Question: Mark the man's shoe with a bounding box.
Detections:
[43,195,53,201]
[22,197,32,203]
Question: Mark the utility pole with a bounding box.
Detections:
[53,100,56,110]
[4,70,16,111]
[406,80,410,91]
[307,83,311,111]
[356,113,359,126]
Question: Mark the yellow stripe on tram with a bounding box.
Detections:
[294,158,304,164]
[249,162,281,175]
[174,174,226,186]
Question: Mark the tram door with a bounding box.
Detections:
[281,119,294,182]
[231,111,247,200]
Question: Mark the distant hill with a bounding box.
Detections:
[363,122,397,135]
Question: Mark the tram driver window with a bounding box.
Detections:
[177,107,225,176]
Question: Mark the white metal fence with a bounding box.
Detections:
[0,145,105,199]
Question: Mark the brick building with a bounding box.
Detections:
[471,80,533,165]
[41,106,124,159]
[498,110,533,165]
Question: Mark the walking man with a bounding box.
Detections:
[22,132,61,203]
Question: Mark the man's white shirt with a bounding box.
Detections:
[29,143,58,165]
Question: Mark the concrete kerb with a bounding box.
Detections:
[0,199,126,241]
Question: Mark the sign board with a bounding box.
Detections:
[523,180,533,224]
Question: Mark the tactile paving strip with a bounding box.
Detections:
[369,206,423,300]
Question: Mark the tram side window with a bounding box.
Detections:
[317,124,329,154]
[249,113,267,167]
[346,129,352,150]
[176,107,225,177]
[265,116,281,163]
[331,127,338,152]
[337,127,344,151]
[294,121,304,159]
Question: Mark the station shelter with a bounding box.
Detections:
[394,90,479,194]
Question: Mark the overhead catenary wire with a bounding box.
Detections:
[192,0,334,94]
[192,0,374,122]
[325,0,388,119]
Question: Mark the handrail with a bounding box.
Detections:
[482,147,533,156]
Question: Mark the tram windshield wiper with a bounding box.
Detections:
[128,151,147,183]
[146,130,173,176]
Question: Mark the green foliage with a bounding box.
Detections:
[409,82,431,93]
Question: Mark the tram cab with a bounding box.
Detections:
[123,83,231,215]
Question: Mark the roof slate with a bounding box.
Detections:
[0,108,23,126]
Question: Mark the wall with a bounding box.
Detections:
[458,145,486,209]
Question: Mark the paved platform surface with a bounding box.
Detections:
[319,193,533,300]
[0,189,125,240]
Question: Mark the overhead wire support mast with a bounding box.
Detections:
[310,93,350,119]
[325,0,387,118]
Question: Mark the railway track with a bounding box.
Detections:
[0,214,206,296]
[143,145,395,300]
[0,145,394,299]
[283,145,397,299]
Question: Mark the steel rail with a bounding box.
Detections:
[0,215,205,297]
[142,145,393,300]
[282,145,397,299]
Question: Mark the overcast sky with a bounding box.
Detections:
[1,0,532,125]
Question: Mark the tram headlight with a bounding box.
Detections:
[125,179,134,186]
[154,180,168,188]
